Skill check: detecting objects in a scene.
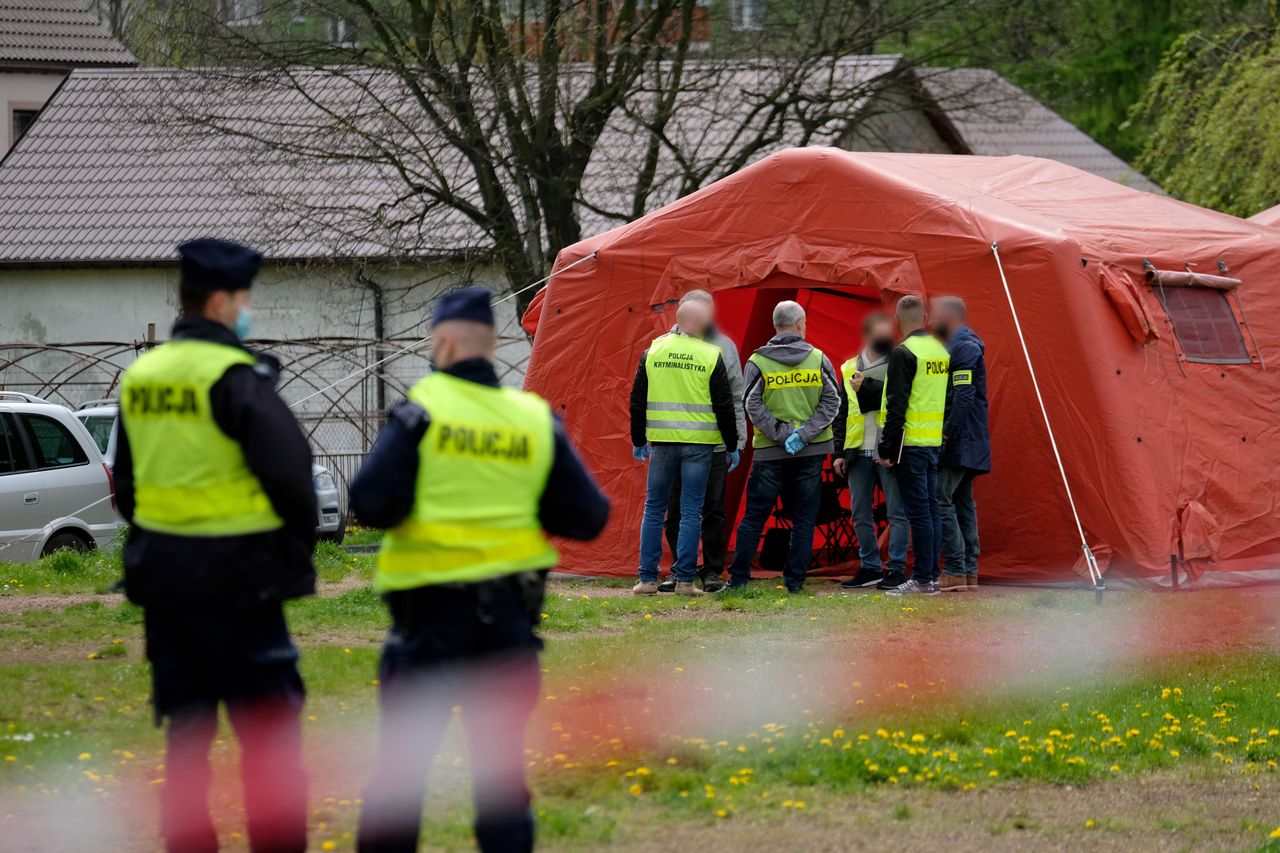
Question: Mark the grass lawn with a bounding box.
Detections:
[3,547,1280,851]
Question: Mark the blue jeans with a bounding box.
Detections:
[892,446,940,584]
[728,454,824,588]
[638,444,714,583]
[847,453,908,574]
[938,466,981,577]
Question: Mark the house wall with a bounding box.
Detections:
[840,83,952,155]
[0,259,532,455]
[1,71,65,152]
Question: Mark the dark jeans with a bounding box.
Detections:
[938,466,981,577]
[144,605,307,853]
[728,454,825,588]
[892,446,941,584]
[358,580,542,853]
[638,443,714,583]
[664,449,729,575]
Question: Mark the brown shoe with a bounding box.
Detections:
[938,574,967,592]
[632,581,658,596]
[966,576,979,590]
[673,581,705,596]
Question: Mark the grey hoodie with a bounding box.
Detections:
[742,332,840,461]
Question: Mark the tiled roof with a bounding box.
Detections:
[918,67,1160,193]
[0,0,135,68]
[0,59,1159,265]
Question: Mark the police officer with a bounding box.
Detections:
[724,300,840,593]
[878,294,951,597]
[629,298,740,596]
[114,238,317,853]
[352,287,609,853]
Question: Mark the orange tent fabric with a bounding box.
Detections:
[524,149,1280,584]
[1251,204,1280,229]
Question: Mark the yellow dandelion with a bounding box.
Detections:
[1085,819,1097,829]
[628,783,643,796]
[77,753,91,762]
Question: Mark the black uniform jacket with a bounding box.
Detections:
[114,317,318,608]
[349,358,610,542]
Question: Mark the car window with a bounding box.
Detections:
[0,413,31,475]
[20,414,89,468]
[78,415,115,455]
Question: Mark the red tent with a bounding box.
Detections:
[524,148,1280,585]
[1251,204,1280,229]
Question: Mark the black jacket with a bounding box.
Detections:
[629,337,739,449]
[115,316,317,608]
[349,358,610,542]
[877,329,953,462]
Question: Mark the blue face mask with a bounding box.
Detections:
[233,307,253,341]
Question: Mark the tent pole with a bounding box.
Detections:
[990,242,1106,602]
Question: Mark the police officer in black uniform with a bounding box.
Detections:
[351,288,610,853]
[114,238,317,853]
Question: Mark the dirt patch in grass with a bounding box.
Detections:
[594,768,1280,852]
[0,593,122,615]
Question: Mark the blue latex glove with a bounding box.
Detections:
[726,450,741,473]
[632,445,651,462]
[784,432,806,455]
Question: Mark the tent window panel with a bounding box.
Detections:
[1155,286,1251,364]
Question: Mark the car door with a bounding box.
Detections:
[0,411,42,562]
[14,411,110,535]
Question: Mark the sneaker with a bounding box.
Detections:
[842,567,884,589]
[966,576,979,590]
[719,578,749,592]
[885,578,927,596]
[632,581,658,596]
[674,581,705,596]
[922,581,942,596]
[938,573,967,592]
[657,576,677,593]
[700,571,725,593]
[785,584,805,594]
[875,571,906,591]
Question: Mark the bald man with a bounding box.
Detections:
[630,299,741,595]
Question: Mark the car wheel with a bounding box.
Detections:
[42,531,89,557]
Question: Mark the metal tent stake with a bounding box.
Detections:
[991,241,1106,604]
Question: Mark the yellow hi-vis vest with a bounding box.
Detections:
[376,372,558,591]
[120,339,284,536]
[880,334,950,448]
[839,356,887,451]
[643,332,723,445]
[748,347,833,449]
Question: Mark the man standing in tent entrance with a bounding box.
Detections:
[630,298,741,595]
[832,312,910,590]
[932,296,991,591]
[658,290,746,594]
[114,238,316,852]
[879,294,951,597]
[725,300,840,593]
[352,287,609,852]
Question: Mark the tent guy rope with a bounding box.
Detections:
[991,241,1105,595]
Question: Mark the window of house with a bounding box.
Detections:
[1154,285,1251,364]
[732,0,765,31]
[220,0,264,25]
[19,414,88,468]
[11,109,38,145]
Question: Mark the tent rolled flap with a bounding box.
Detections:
[1143,268,1242,289]
[525,148,1280,586]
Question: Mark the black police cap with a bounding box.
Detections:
[178,238,262,292]
[432,286,495,328]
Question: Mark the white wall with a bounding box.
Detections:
[1,71,65,153]
[0,260,533,453]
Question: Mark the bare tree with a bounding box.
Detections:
[134,0,994,309]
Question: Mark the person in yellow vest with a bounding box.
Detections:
[831,312,911,590]
[629,298,741,595]
[113,238,317,853]
[878,294,952,596]
[351,287,609,853]
[724,300,840,592]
